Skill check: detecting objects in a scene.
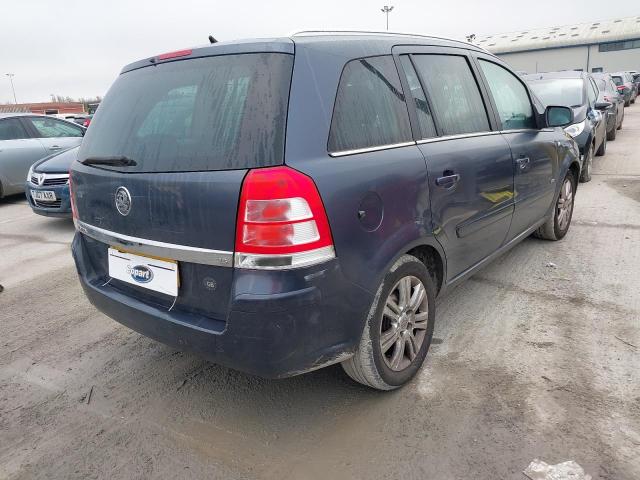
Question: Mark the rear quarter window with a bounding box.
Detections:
[328,56,412,153]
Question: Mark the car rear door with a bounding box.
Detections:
[396,47,515,281]
[0,117,47,190]
[23,116,84,153]
[70,49,294,318]
[473,54,558,241]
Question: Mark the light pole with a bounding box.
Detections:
[381,5,394,31]
[6,74,17,104]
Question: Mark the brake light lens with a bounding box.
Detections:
[83,118,91,128]
[157,49,192,61]
[69,170,77,221]
[235,166,335,269]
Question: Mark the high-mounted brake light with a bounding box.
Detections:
[235,166,335,269]
[156,49,192,61]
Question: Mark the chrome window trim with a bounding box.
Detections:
[416,131,500,144]
[75,220,233,267]
[328,141,416,157]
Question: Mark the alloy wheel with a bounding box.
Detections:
[557,176,574,231]
[380,276,429,372]
[584,146,593,178]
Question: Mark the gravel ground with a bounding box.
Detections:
[1,109,639,480]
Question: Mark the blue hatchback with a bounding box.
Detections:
[70,33,580,389]
[26,146,78,218]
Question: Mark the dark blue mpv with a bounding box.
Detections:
[70,33,580,389]
[26,146,78,218]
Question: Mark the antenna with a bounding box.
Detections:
[208,35,218,44]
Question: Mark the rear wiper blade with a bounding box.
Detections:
[81,156,137,166]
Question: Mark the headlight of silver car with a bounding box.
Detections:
[564,119,586,138]
[27,165,34,183]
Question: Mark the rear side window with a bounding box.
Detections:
[28,117,83,138]
[328,56,412,153]
[478,60,536,130]
[78,53,293,172]
[411,54,490,136]
[0,118,29,140]
[400,55,437,139]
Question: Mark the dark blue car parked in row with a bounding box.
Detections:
[70,33,580,389]
[26,146,78,218]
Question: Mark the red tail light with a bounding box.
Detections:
[69,170,78,221]
[83,118,91,128]
[235,166,335,269]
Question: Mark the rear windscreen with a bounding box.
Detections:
[78,53,293,172]
[527,79,584,108]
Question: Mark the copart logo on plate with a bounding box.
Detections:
[115,186,132,216]
[127,264,153,283]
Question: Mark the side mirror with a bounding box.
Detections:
[545,106,574,128]
[595,101,612,111]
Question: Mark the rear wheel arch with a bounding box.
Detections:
[569,161,580,188]
[406,244,444,295]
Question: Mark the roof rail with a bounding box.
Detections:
[290,30,466,42]
[288,30,493,53]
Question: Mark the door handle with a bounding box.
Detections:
[516,156,530,170]
[435,173,460,188]
[49,145,62,150]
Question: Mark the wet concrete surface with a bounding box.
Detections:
[1,109,639,479]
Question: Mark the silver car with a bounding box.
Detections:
[0,113,84,198]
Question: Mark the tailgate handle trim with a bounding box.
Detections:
[75,220,233,268]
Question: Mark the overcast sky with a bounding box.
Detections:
[2,0,638,103]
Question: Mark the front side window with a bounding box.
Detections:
[328,56,412,152]
[479,60,536,130]
[411,54,490,136]
[29,117,83,138]
[0,118,30,141]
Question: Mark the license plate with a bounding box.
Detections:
[31,190,56,202]
[108,248,178,296]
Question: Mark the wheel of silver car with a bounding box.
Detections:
[379,276,429,372]
[342,254,436,390]
[579,144,593,183]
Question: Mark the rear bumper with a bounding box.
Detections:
[72,233,372,378]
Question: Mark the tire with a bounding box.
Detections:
[579,144,593,183]
[607,125,617,141]
[596,134,606,157]
[342,254,436,390]
[534,171,576,241]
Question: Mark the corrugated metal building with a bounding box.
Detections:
[0,102,85,115]
[476,16,640,73]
